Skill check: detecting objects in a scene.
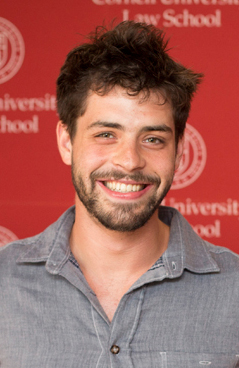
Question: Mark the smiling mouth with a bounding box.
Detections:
[103,181,147,193]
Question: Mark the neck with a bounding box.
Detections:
[70,197,169,278]
[70,198,169,321]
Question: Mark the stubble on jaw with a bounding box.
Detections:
[71,165,174,232]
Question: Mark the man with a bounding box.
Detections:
[1,21,239,367]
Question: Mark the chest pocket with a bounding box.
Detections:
[162,352,239,368]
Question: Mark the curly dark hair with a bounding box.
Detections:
[56,21,203,143]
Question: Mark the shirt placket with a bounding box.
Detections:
[91,287,146,368]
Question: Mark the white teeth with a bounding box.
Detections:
[105,181,145,193]
[127,184,132,192]
[121,183,126,192]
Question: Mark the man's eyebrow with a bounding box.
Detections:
[87,121,124,130]
[140,124,173,134]
[87,121,173,134]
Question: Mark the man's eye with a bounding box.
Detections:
[96,132,114,139]
[144,137,163,144]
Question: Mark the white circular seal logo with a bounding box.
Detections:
[0,226,18,247]
[0,17,25,84]
[171,123,207,190]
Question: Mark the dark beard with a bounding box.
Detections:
[72,166,173,232]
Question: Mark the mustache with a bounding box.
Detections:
[90,170,161,186]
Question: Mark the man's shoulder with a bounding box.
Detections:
[0,233,43,288]
[0,206,75,270]
[204,240,239,273]
[160,205,239,275]
[0,233,42,264]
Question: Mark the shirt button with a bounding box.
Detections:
[110,345,120,354]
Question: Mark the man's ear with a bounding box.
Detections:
[56,121,72,166]
[175,135,184,171]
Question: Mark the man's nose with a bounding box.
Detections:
[111,140,146,172]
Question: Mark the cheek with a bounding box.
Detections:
[73,144,108,171]
[148,151,176,174]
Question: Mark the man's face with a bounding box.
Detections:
[58,87,183,232]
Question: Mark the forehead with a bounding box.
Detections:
[81,87,174,127]
[87,86,169,107]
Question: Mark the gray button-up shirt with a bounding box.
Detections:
[1,206,239,367]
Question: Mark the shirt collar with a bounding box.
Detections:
[17,205,220,276]
[158,206,220,277]
[17,206,75,274]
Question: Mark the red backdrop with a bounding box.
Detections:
[1,0,239,252]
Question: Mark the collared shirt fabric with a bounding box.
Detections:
[1,206,239,368]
